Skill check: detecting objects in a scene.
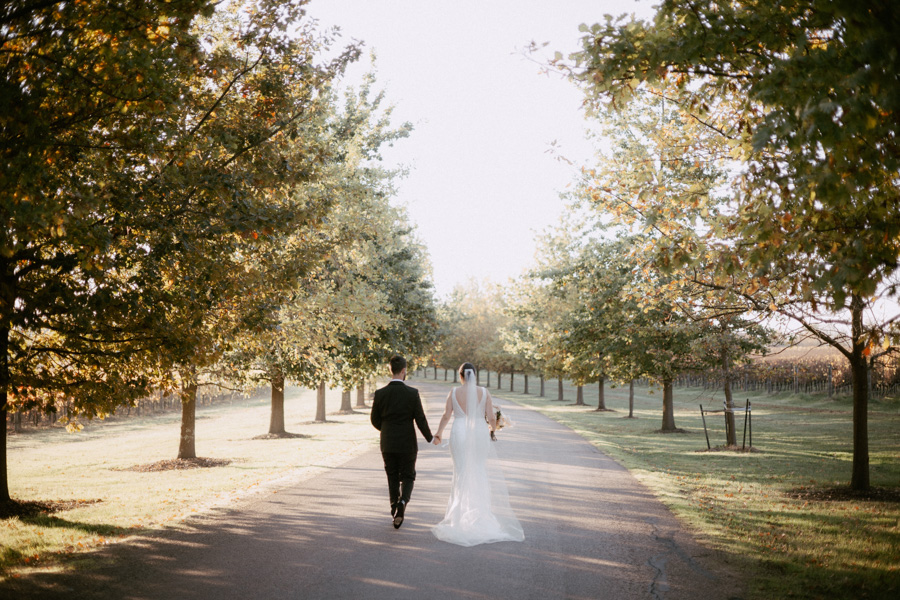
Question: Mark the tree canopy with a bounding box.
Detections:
[561,0,900,488]
[0,0,436,500]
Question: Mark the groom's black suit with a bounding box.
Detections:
[371,380,433,510]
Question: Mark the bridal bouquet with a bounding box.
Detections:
[489,408,513,441]
[495,408,512,430]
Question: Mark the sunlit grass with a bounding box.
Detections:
[431,371,900,600]
[2,384,381,578]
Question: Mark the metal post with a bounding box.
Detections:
[700,404,711,450]
[742,400,749,450]
[748,400,752,448]
[723,399,730,444]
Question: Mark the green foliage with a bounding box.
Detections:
[562,0,900,487]
[435,280,513,374]
[0,0,438,492]
[569,1,900,307]
[219,75,436,398]
[2,0,217,419]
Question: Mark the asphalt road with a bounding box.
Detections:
[10,382,744,600]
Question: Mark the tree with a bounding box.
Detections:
[0,0,364,497]
[498,285,548,394]
[560,235,700,430]
[335,224,438,396]
[221,74,425,434]
[566,0,900,488]
[144,1,360,458]
[435,280,507,377]
[511,221,591,402]
[0,0,222,502]
[687,318,771,445]
[541,236,642,410]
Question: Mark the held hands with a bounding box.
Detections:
[433,434,441,445]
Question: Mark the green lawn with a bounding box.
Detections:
[5,371,898,598]
[1,384,380,579]
[446,371,899,600]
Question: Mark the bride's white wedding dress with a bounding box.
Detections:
[431,376,524,547]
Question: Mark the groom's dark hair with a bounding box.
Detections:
[389,355,407,376]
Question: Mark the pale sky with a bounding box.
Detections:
[308,0,656,297]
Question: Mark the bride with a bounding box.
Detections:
[431,363,524,546]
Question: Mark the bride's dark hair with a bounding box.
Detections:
[458,362,476,381]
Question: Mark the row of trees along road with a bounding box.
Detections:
[0,1,438,504]
[548,0,899,491]
[433,1,898,493]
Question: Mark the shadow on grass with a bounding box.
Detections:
[1,499,102,520]
[19,514,133,538]
[723,503,900,599]
[784,485,900,503]
[1,501,137,574]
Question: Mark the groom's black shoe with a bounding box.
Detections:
[393,500,406,529]
[391,502,398,517]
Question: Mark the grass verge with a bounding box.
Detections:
[1,384,380,580]
[419,372,900,600]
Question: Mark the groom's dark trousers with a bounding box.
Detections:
[371,380,433,507]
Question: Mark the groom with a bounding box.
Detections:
[371,355,433,529]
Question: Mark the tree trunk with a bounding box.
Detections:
[850,295,870,490]
[628,380,635,418]
[268,369,286,435]
[595,376,607,411]
[539,375,544,397]
[524,374,529,394]
[178,378,198,459]
[497,372,502,389]
[0,321,9,502]
[722,354,736,446]
[444,368,448,381]
[557,378,564,401]
[433,364,437,380]
[315,381,327,422]
[660,378,677,432]
[0,261,16,502]
[575,385,585,405]
[340,389,352,412]
[356,382,367,408]
[723,377,736,446]
[510,371,514,392]
[486,370,491,387]
[453,370,458,383]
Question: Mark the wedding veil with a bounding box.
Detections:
[463,368,482,439]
